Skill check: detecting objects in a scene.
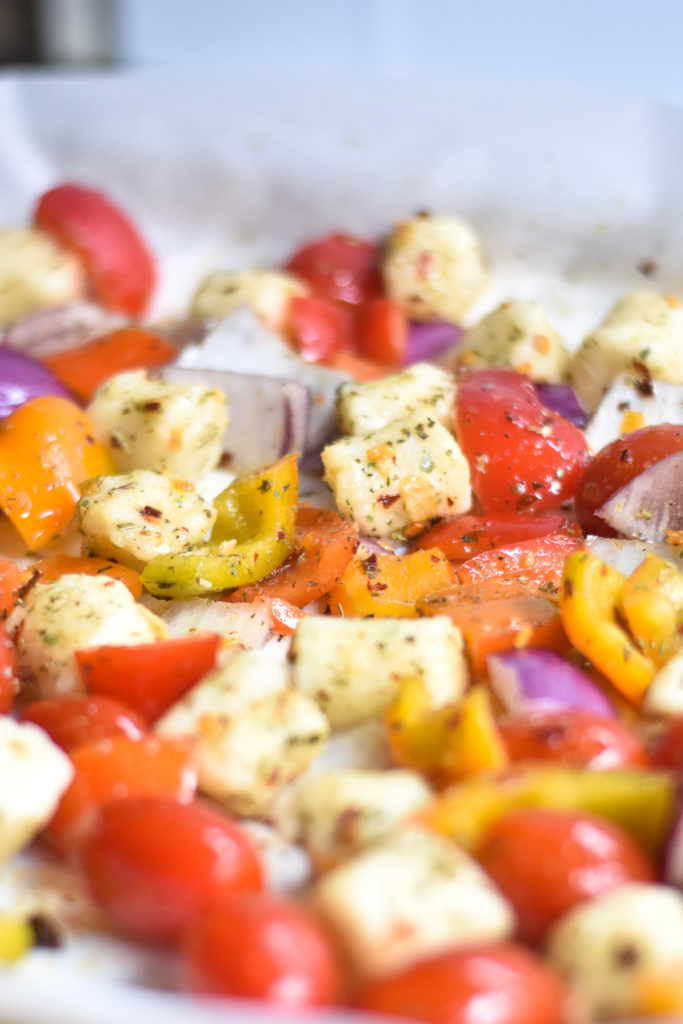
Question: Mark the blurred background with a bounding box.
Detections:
[1,0,683,107]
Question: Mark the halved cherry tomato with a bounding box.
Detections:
[355,942,567,1024]
[81,797,263,942]
[75,632,220,722]
[411,512,580,560]
[34,183,156,317]
[455,532,583,598]
[0,622,17,714]
[48,734,197,853]
[574,424,683,536]
[357,297,407,366]
[285,233,381,305]
[181,893,342,1007]
[455,370,590,512]
[19,695,147,751]
[288,295,348,363]
[476,808,655,944]
[227,504,358,608]
[500,708,649,771]
[43,327,176,403]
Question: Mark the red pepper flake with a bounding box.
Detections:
[139,505,162,521]
[141,401,162,412]
[377,493,400,508]
[362,553,379,577]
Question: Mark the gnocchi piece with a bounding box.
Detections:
[9,574,168,698]
[87,370,228,482]
[382,214,488,323]
[77,470,216,570]
[568,291,683,414]
[337,362,456,435]
[280,768,432,870]
[322,413,471,539]
[156,650,329,818]
[0,719,74,865]
[289,615,467,730]
[0,228,85,327]
[457,300,569,382]
[547,883,683,1020]
[641,648,683,717]
[314,825,514,978]
[190,269,307,335]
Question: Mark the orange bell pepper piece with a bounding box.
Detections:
[621,554,683,665]
[329,547,456,618]
[31,554,142,599]
[560,551,656,704]
[0,396,113,550]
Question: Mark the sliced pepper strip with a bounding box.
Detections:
[560,550,656,704]
[141,454,298,598]
[621,554,683,665]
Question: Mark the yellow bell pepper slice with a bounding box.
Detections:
[621,554,683,665]
[560,550,655,704]
[329,546,456,618]
[0,396,113,550]
[141,454,298,598]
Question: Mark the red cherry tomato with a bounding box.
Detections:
[455,370,590,512]
[48,734,198,853]
[0,558,30,618]
[181,893,342,1008]
[574,424,683,535]
[357,297,407,366]
[476,808,655,944]
[0,621,17,714]
[34,183,156,317]
[75,632,220,722]
[288,295,349,363]
[650,717,683,775]
[499,708,649,770]
[285,233,381,305]
[81,797,263,942]
[412,511,580,559]
[19,695,147,752]
[355,942,567,1024]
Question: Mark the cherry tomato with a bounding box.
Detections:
[357,297,407,366]
[288,295,348,363]
[34,183,156,317]
[411,511,580,560]
[75,632,220,722]
[181,893,342,1007]
[455,370,590,512]
[81,797,263,942]
[285,232,381,305]
[476,808,655,944]
[48,734,197,852]
[650,717,683,776]
[0,621,17,714]
[355,942,567,1024]
[19,695,147,751]
[575,424,683,536]
[499,708,649,770]
[0,558,30,619]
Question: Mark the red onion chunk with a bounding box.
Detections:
[1,303,123,359]
[487,647,617,718]
[596,451,683,542]
[0,346,74,419]
[163,364,309,474]
[404,321,462,365]
[534,383,588,428]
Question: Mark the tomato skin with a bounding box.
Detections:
[81,798,263,942]
[412,512,580,560]
[181,893,342,1007]
[75,632,220,722]
[476,808,655,944]
[455,370,590,512]
[288,295,348,363]
[355,942,567,1024]
[34,183,156,317]
[500,708,649,770]
[650,717,683,775]
[285,233,381,306]
[0,558,31,619]
[575,424,683,536]
[0,622,17,714]
[19,695,147,752]
[357,297,407,366]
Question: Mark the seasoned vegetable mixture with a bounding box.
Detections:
[0,183,681,1024]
